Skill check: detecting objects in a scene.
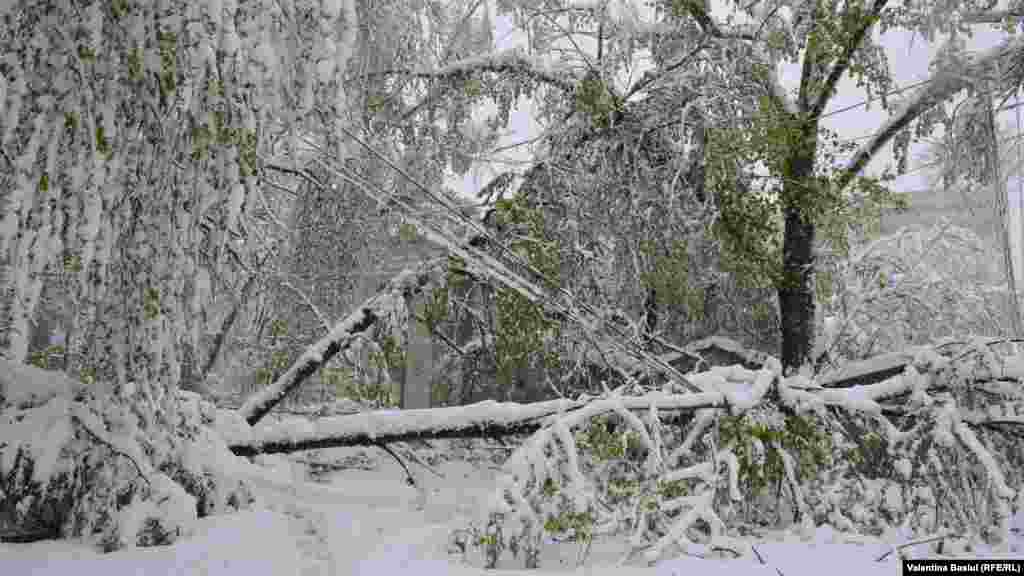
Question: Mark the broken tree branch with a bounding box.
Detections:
[231,398,583,456]
[237,259,442,426]
[228,392,729,457]
[370,49,577,94]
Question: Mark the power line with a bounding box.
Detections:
[821,82,1024,122]
[821,79,933,119]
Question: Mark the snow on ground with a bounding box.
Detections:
[0,509,306,576]
[0,427,1007,576]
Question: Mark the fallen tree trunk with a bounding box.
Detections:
[230,347,999,457]
[817,348,924,389]
[817,338,1024,389]
[232,398,582,456]
[230,386,744,456]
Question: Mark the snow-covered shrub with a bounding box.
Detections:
[0,361,254,551]
[819,221,1010,361]
[717,406,833,525]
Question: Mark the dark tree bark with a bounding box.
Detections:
[777,207,816,373]
[643,287,658,343]
[777,119,819,373]
[195,272,258,387]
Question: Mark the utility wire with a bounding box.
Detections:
[820,79,933,119]
[822,80,1024,122]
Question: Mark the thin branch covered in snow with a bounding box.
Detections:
[374,49,577,94]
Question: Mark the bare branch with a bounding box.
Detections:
[679,0,755,40]
[376,442,417,486]
[875,533,954,562]
[276,278,332,332]
[624,42,706,101]
[672,0,795,113]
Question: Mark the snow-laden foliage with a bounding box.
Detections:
[385,0,1024,383]
[449,342,1024,568]
[0,361,255,550]
[0,0,366,548]
[820,221,1013,361]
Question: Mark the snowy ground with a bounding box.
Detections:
[0,434,1016,576]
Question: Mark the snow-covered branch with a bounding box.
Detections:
[312,131,706,397]
[230,398,583,457]
[961,9,1024,24]
[233,388,732,456]
[375,49,577,94]
[237,259,442,426]
[838,34,1024,192]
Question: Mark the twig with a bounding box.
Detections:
[375,441,417,486]
[711,545,743,558]
[751,544,786,576]
[70,413,151,489]
[395,444,446,480]
[875,533,953,562]
[751,544,767,564]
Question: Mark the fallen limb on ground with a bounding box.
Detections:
[226,340,1024,565]
[227,356,931,457]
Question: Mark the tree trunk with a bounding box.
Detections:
[778,123,819,373]
[988,97,1023,336]
[778,208,816,372]
[196,272,258,388]
[229,398,581,456]
[403,293,434,409]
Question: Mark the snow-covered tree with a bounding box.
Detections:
[3,0,1024,559]
[359,0,1024,374]
[0,0,360,548]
